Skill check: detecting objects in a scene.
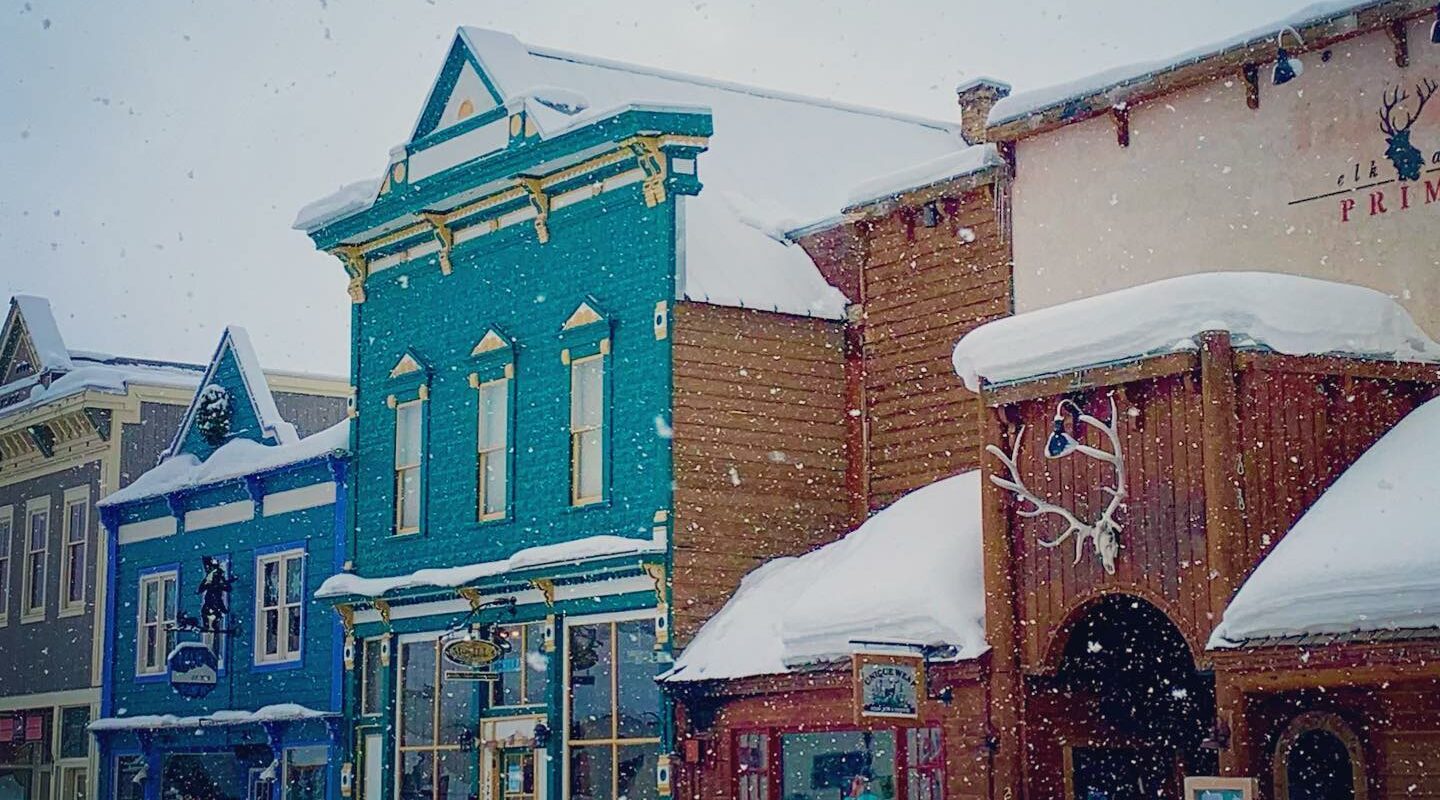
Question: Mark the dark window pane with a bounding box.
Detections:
[435,750,476,800]
[401,642,436,747]
[59,707,90,759]
[116,756,145,800]
[287,606,302,654]
[362,640,382,715]
[398,752,433,800]
[437,667,481,744]
[616,745,658,800]
[568,744,612,800]
[525,622,550,704]
[568,624,613,740]
[615,621,659,740]
[284,746,328,800]
[780,730,897,800]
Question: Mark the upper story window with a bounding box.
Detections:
[570,355,605,506]
[137,570,177,676]
[394,400,424,534]
[256,549,304,665]
[60,489,88,615]
[476,377,510,520]
[0,505,13,624]
[22,499,49,619]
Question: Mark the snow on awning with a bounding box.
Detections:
[662,472,987,683]
[952,272,1440,392]
[89,704,334,732]
[315,534,663,599]
[1210,396,1440,648]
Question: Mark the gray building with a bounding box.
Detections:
[0,296,349,800]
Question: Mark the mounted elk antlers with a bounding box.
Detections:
[986,394,1127,574]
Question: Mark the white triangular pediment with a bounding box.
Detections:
[390,353,424,379]
[471,329,510,356]
[562,302,605,330]
[437,61,498,131]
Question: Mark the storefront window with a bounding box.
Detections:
[780,730,896,800]
[114,756,145,800]
[283,747,328,800]
[59,707,90,760]
[907,727,944,800]
[737,733,768,800]
[568,619,661,800]
[361,638,383,716]
[495,622,550,707]
[162,753,247,800]
[398,639,484,800]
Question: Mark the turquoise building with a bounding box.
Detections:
[296,26,962,800]
[91,328,350,800]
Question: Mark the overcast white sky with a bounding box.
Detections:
[2,0,1309,374]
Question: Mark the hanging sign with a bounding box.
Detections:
[1183,777,1258,800]
[853,653,923,720]
[443,638,503,669]
[169,642,219,699]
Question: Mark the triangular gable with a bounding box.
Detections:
[411,34,506,143]
[1,296,73,385]
[562,301,606,330]
[470,329,511,357]
[389,351,427,380]
[166,326,296,460]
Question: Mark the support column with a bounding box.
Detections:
[1215,672,1254,780]
[982,399,1025,800]
[1200,331,1245,614]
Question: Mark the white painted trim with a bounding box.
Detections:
[21,496,50,621]
[263,482,336,517]
[0,687,99,712]
[0,504,13,627]
[59,486,91,616]
[184,500,255,531]
[564,606,659,627]
[136,570,179,677]
[408,118,509,182]
[117,516,176,545]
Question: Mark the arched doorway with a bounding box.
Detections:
[1033,595,1216,800]
[1273,712,1367,800]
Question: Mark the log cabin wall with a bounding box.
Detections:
[669,302,851,645]
[676,663,992,800]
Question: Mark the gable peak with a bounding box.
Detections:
[166,325,295,459]
[1,295,73,386]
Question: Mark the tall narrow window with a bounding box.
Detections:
[137,571,177,675]
[22,501,49,619]
[567,618,661,800]
[476,378,509,520]
[0,506,12,623]
[397,639,483,800]
[569,356,604,506]
[60,493,87,614]
[256,550,304,664]
[395,401,423,534]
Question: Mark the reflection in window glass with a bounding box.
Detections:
[284,746,328,800]
[115,757,145,800]
[567,619,661,800]
[780,730,897,800]
[496,622,550,707]
[361,639,383,715]
[568,623,613,741]
[397,639,482,800]
[907,727,945,800]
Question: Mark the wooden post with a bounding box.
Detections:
[843,319,870,526]
[1215,672,1253,780]
[981,397,1025,800]
[1200,331,1244,615]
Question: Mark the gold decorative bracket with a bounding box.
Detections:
[457,587,485,614]
[643,563,670,647]
[420,212,455,275]
[373,599,393,629]
[518,179,550,243]
[642,564,668,607]
[628,138,668,207]
[529,578,556,608]
[335,604,355,636]
[332,245,370,304]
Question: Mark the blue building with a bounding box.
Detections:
[296,26,963,800]
[91,328,350,800]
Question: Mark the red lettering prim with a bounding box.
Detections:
[1426,179,1440,204]
[1400,184,1411,210]
[1340,198,1356,222]
[1370,191,1387,215]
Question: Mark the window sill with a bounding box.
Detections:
[57,605,86,619]
[392,527,421,538]
[135,671,168,684]
[566,498,610,514]
[253,657,304,673]
[20,612,46,625]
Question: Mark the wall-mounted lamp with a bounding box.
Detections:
[1273,27,1305,85]
[533,722,552,749]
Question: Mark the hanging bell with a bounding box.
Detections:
[1272,47,1299,85]
[1046,417,1079,459]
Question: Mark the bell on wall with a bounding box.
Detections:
[1273,27,1305,85]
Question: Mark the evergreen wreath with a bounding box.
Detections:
[195,384,233,446]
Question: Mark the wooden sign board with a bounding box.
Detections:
[852,653,924,720]
[1184,777,1258,800]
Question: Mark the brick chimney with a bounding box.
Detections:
[956,77,1012,145]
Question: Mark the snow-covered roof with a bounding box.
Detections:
[166,326,297,458]
[952,272,1440,391]
[663,472,987,683]
[0,354,203,423]
[89,703,333,732]
[1210,396,1440,647]
[843,144,1001,210]
[300,29,972,319]
[315,534,663,599]
[100,420,349,508]
[989,1,1376,128]
[10,295,73,373]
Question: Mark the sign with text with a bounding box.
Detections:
[1184,776,1258,800]
[853,653,923,720]
[169,642,219,699]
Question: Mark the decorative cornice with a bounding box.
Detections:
[331,245,370,304]
[517,178,550,244]
[419,212,455,275]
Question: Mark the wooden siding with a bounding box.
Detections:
[670,302,850,645]
[856,189,1010,510]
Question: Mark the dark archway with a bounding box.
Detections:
[1273,712,1367,800]
[1038,594,1216,800]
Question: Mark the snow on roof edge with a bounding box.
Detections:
[10,295,73,373]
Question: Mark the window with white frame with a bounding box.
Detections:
[137,570,177,675]
[22,499,49,618]
[476,377,509,520]
[256,549,304,664]
[394,400,423,534]
[569,355,605,506]
[60,490,88,614]
[0,506,12,623]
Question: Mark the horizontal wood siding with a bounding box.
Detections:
[858,189,1010,510]
[670,302,850,645]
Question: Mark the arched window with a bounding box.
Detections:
[1273,711,1367,800]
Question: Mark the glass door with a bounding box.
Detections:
[494,750,535,800]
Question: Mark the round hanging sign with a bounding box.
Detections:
[443,638,502,668]
[168,641,219,699]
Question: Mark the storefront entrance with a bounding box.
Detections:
[493,750,536,800]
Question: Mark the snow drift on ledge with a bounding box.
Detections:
[90,703,331,732]
[952,272,1440,392]
[663,471,987,683]
[1210,396,1440,647]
